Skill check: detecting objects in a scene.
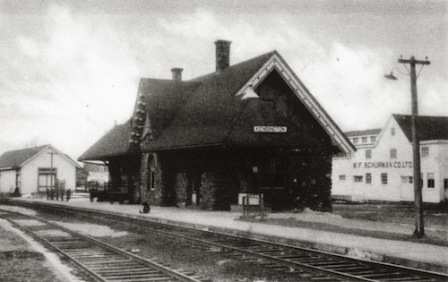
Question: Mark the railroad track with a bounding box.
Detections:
[0,209,207,282]
[5,201,448,282]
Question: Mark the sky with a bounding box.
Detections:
[0,0,447,161]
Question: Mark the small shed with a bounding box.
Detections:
[0,144,79,195]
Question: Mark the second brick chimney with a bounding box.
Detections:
[215,40,231,73]
[171,68,183,81]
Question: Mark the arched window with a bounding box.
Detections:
[148,155,156,190]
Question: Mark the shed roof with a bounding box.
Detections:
[0,145,47,170]
[393,114,448,142]
[0,144,79,170]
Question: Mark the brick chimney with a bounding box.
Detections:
[171,68,183,81]
[215,40,231,72]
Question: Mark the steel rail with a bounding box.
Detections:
[5,200,448,282]
[0,210,205,282]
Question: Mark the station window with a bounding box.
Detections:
[427,173,435,188]
[365,173,372,184]
[353,137,359,144]
[390,148,397,159]
[354,175,363,182]
[370,136,377,143]
[421,146,429,158]
[381,173,388,184]
[259,157,285,189]
[365,149,372,159]
[391,127,395,136]
[362,137,368,143]
[339,175,346,181]
[148,155,156,190]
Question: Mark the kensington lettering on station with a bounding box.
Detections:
[353,161,413,169]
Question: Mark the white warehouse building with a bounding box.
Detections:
[332,114,448,203]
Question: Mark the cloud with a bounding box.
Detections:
[1,6,446,159]
[156,9,444,131]
[0,4,139,158]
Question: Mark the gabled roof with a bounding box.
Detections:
[0,144,79,170]
[393,114,448,142]
[80,46,355,160]
[144,51,281,150]
[345,128,382,137]
[141,51,355,154]
[0,145,47,170]
[78,121,134,161]
[140,79,202,140]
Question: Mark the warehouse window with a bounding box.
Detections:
[366,173,372,184]
[391,127,395,136]
[381,173,388,184]
[401,176,413,184]
[362,137,368,143]
[365,149,372,159]
[390,148,397,159]
[427,173,435,188]
[370,136,377,143]
[444,179,448,189]
[339,175,346,181]
[353,137,359,144]
[354,175,363,182]
[401,176,407,184]
[421,146,429,158]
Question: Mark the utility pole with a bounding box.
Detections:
[398,56,430,238]
[48,151,55,191]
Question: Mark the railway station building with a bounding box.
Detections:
[0,144,79,196]
[79,40,355,211]
[332,114,448,203]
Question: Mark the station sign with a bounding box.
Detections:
[254,126,287,133]
[353,161,413,169]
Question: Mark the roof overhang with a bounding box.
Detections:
[234,52,356,156]
[0,167,15,171]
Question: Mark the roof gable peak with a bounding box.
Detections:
[232,52,355,155]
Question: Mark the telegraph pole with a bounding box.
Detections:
[398,56,430,238]
[48,151,55,191]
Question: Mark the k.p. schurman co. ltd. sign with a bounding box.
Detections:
[254,126,287,133]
